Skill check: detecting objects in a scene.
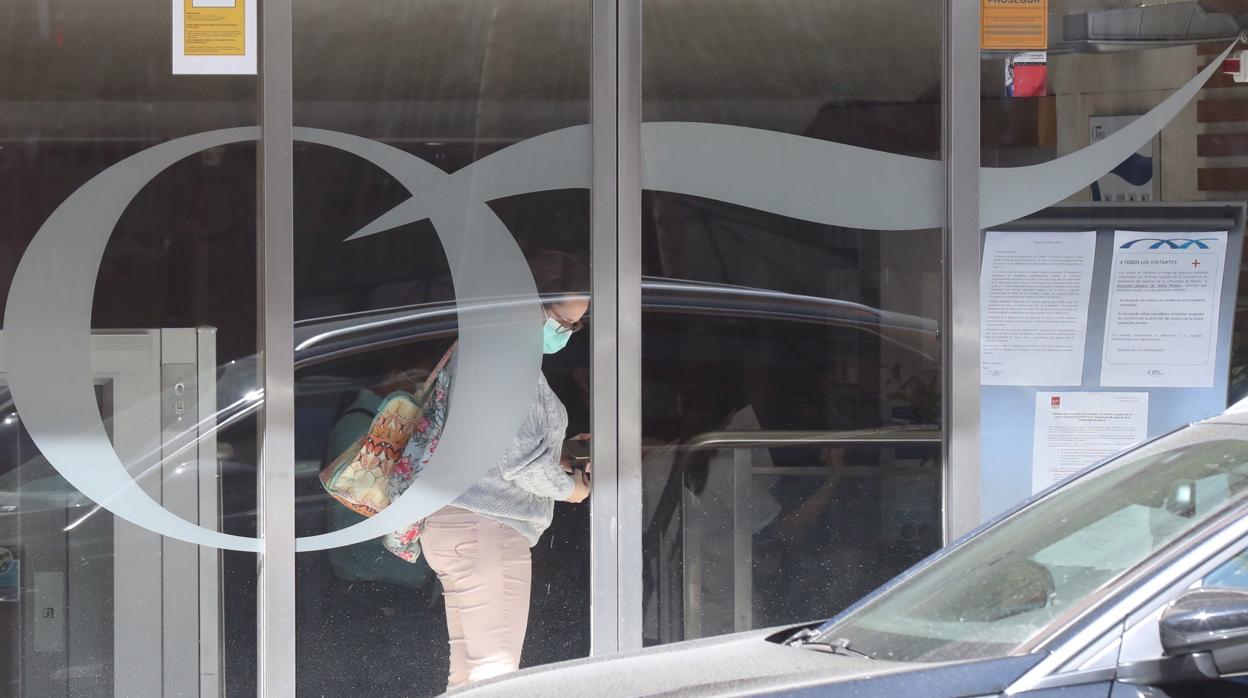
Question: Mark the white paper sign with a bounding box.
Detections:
[172,0,256,75]
[1032,391,1148,493]
[1101,230,1227,388]
[981,231,1097,386]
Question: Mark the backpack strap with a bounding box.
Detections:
[414,342,456,398]
[429,342,457,381]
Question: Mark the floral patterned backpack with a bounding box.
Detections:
[319,344,455,562]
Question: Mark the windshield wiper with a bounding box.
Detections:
[786,630,875,660]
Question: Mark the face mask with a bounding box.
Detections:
[543,317,572,355]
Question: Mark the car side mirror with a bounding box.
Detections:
[1160,587,1248,676]
[1118,587,1248,686]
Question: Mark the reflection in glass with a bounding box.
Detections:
[641,0,945,646]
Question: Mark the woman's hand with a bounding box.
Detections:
[564,468,592,503]
[561,432,591,473]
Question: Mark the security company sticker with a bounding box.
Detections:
[173,0,256,75]
[982,0,1048,51]
[184,0,245,56]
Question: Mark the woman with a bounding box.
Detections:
[419,251,592,690]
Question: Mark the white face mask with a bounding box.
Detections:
[543,316,572,354]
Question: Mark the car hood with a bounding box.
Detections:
[449,626,1042,698]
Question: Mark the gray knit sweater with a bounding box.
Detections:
[450,371,575,545]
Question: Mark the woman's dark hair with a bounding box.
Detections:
[529,250,590,300]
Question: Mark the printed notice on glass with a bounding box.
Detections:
[1101,230,1227,388]
[1032,391,1148,493]
[172,0,256,75]
[982,0,1048,50]
[981,231,1097,386]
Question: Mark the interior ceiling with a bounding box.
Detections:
[0,0,1214,141]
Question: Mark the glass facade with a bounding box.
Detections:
[0,0,1245,696]
[0,3,261,696]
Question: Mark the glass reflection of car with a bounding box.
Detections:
[444,408,1248,698]
[0,274,939,545]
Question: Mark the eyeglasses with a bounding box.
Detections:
[546,309,584,335]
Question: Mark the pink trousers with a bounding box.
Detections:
[421,506,533,691]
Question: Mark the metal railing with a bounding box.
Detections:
[644,428,940,641]
[674,428,940,450]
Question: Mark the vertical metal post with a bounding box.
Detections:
[160,329,201,698]
[590,0,621,657]
[680,475,702,640]
[942,0,982,541]
[109,333,163,698]
[616,0,645,653]
[591,0,644,657]
[257,0,296,692]
[731,449,752,632]
[196,328,224,697]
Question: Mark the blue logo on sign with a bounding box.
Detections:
[1119,238,1217,250]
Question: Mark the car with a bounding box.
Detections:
[446,405,1248,697]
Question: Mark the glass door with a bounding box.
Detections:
[637,0,946,645]
[290,2,594,695]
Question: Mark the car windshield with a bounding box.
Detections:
[817,425,1248,664]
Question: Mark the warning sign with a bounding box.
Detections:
[982,0,1048,51]
[184,0,245,56]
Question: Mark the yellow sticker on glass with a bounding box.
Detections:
[982,0,1048,51]
[184,0,245,57]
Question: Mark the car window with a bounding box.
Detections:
[1204,549,1248,590]
[819,428,1248,664]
